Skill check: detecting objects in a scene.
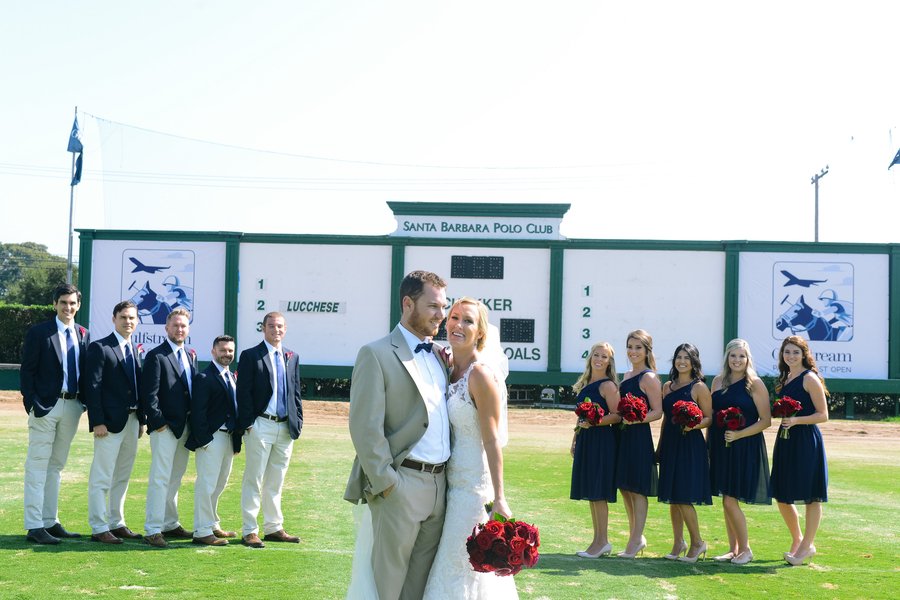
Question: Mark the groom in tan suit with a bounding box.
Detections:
[345,270,450,600]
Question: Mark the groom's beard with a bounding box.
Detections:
[408,306,442,339]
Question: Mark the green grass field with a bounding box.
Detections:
[0,402,897,599]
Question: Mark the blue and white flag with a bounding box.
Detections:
[67,115,83,185]
[890,147,900,170]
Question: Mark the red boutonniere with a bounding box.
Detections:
[136,343,145,356]
[78,326,87,338]
[437,345,452,366]
[285,351,294,363]
[188,348,197,362]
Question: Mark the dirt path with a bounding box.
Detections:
[4,391,896,450]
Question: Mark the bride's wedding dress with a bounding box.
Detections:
[422,361,518,599]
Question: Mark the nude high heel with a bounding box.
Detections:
[576,542,612,558]
[713,551,736,562]
[678,541,707,563]
[785,546,816,566]
[617,537,646,559]
[730,549,753,565]
[663,540,688,560]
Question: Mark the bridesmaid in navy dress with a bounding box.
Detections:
[569,342,622,558]
[656,343,712,563]
[770,336,829,566]
[708,339,771,565]
[615,329,662,558]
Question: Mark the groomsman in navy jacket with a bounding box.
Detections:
[236,311,303,548]
[140,307,197,548]
[20,283,90,544]
[85,300,144,544]
[186,334,239,546]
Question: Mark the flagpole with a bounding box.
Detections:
[66,106,77,284]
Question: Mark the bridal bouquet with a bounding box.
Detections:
[772,396,803,439]
[618,393,648,428]
[574,401,605,433]
[466,513,540,576]
[670,400,703,434]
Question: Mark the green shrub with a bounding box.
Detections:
[0,303,54,363]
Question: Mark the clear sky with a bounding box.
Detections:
[2,1,898,258]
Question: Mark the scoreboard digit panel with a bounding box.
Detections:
[560,249,726,374]
[237,243,393,365]
[405,246,550,371]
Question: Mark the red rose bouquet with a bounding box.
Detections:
[574,401,605,433]
[671,400,703,434]
[716,406,745,447]
[618,393,648,428]
[466,514,540,576]
[772,395,803,439]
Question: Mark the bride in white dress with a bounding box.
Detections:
[346,298,516,599]
[422,297,518,600]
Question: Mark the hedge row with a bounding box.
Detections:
[0,304,54,363]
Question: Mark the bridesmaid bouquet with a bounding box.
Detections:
[772,396,803,439]
[574,401,605,433]
[716,407,745,447]
[618,393,648,428]
[466,512,540,576]
[671,400,703,434]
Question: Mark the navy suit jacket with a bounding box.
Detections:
[186,363,240,453]
[236,342,302,440]
[140,342,197,438]
[85,333,143,434]
[20,319,89,417]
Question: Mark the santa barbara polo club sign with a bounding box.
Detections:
[392,215,564,240]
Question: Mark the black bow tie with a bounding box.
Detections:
[415,341,433,354]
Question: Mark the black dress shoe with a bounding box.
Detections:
[46,523,82,538]
[27,528,61,545]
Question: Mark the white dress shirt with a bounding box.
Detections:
[399,324,450,465]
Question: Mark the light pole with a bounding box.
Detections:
[811,165,829,242]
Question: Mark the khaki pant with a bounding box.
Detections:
[144,426,190,535]
[87,413,139,534]
[193,430,234,538]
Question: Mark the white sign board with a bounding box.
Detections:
[237,243,393,364]
[561,249,726,375]
[404,246,551,371]
[88,240,226,360]
[738,252,889,378]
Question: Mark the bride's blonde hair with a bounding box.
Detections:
[449,297,489,351]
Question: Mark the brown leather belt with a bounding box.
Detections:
[60,392,80,400]
[261,414,287,423]
[401,458,446,474]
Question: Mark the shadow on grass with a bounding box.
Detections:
[534,552,790,577]
[0,535,251,553]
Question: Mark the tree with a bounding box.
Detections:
[0,242,74,302]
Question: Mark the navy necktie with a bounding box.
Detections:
[275,350,287,418]
[65,328,77,393]
[415,341,433,353]
[224,371,236,430]
[177,348,191,395]
[124,343,137,398]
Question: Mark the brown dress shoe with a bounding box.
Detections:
[90,531,123,544]
[109,526,142,540]
[193,534,228,546]
[144,533,168,548]
[242,533,265,548]
[162,525,193,539]
[213,529,237,538]
[263,529,301,543]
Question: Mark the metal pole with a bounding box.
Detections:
[66,107,77,284]
[810,165,829,242]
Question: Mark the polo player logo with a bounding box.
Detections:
[121,249,196,324]
[772,262,853,342]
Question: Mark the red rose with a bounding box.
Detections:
[508,552,524,567]
[508,536,527,555]
[475,530,494,550]
[503,521,516,538]
[492,539,511,558]
[484,520,504,537]
[524,545,539,567]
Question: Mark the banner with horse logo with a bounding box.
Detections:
[88,239,226,361]
[738,252,888,379]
